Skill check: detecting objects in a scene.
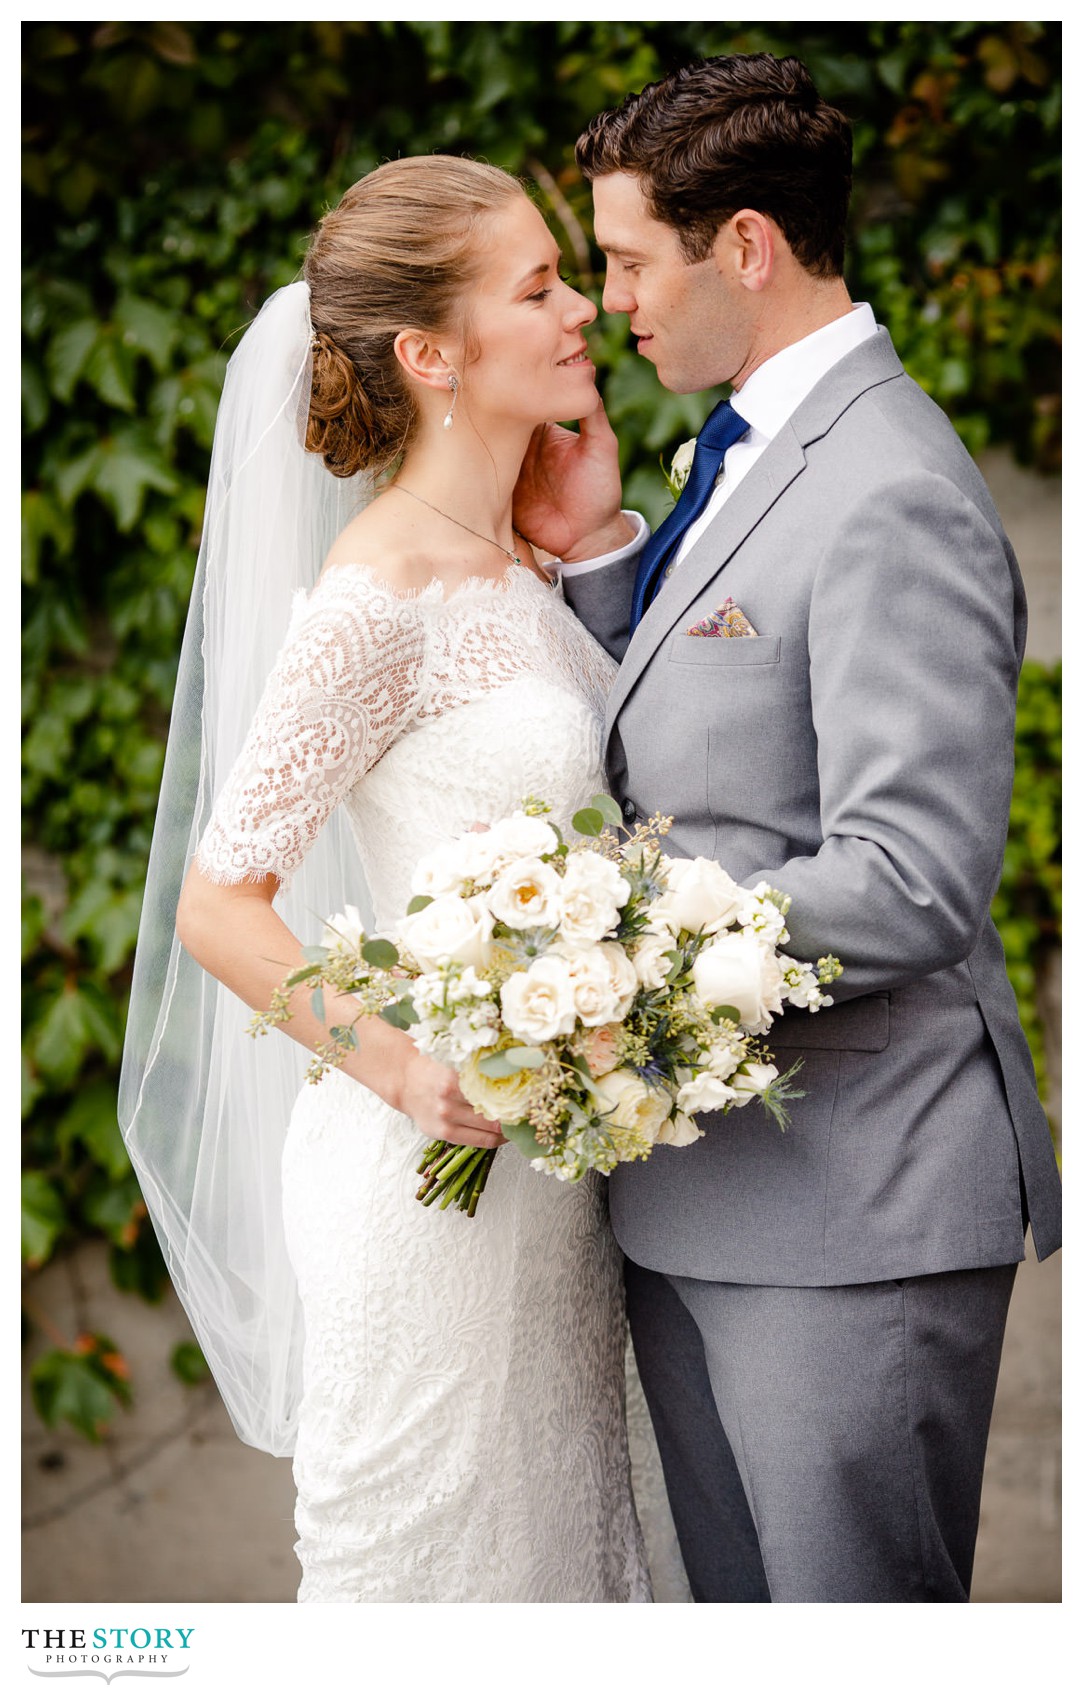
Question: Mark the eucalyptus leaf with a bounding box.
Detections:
[572,807,604,837]
[711,1005,742,1025]
[379,997,417,1031]
[362,937,399,969]
[406,894,434,914]
[591,793,624,827]
[501,1119,548,1160]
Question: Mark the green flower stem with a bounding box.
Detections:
[466,1150,496,1216]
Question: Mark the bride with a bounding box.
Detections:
[119,155,682,1603]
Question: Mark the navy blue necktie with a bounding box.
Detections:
[629,398,750,633]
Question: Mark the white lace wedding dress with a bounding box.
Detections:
[198,559,688,1604]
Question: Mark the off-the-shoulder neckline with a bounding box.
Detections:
[311,558,559,605]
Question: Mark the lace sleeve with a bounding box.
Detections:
[197,571,426,887]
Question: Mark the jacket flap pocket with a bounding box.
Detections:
[770,992,890,1054]
[668,633,781,666]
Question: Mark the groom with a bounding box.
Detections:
[515,51,1061,1602]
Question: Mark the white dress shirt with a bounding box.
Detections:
[560,302,878,580]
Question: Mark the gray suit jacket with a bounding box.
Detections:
[563,328,1061,1284]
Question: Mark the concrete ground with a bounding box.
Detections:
[21,451,1061,1605]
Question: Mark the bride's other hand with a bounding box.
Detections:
[397,1050,506,1148]
[513,397,635,563]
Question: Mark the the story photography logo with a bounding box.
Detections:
[22,1623,193,1682]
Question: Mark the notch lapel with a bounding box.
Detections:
[602,327,906,744]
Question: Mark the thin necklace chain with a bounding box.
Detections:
[391,485,523,566]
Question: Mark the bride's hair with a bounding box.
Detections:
[304,156,523,478]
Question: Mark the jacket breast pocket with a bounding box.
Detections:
[667,634,781,667]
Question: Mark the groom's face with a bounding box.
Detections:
[591,172,754,394]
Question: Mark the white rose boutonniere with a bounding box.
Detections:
[662,436,696,503]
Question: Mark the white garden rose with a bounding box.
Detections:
[692,931,785,1031]
[676,1072,740,1115]
[320,904,366,955]
[590,1069,672,1143]
[558,850,631,943]
[475,812,559,878]
[655,1110,705,1147]
[650,856,747,936]
[500,956,578,1043]
[668,437,696,494]
[632,928,678,991]
[487,857,563,928]
[396,894,494,973]
[557,944,630,1027]
[594,940,639,1019]
[458,1049,537,1124]
[726,1061,779,1105]
[410,835,493,899]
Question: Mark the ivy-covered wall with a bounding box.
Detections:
[22,21,1061,1437]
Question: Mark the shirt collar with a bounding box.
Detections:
[732,302,878,441]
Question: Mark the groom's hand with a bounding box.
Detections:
[514,398,636,563]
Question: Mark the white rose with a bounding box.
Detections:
[476,813,559,877]
[558,851,631,944]
[655,1110,705,1147]
[590,1069,672,1143]
[594,940,639,1019]
[458,1049,538,1124]
[555,944,629,1027]
[397,894,494,973]
[500,956,578,1043]
[320,904,366,955]
[727,1061,780,1105]
[676,1072,740,1115]
[650,857,747,936]
[487,857,563,928]
[410,836,492,899]
[632,928,678,991]
[692,932,785,1031]
[669,437,696,493]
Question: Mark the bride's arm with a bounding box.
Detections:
[177,864,504,1147]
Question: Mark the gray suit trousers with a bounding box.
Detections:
[625,1256,1016,1602]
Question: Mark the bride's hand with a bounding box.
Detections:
[398,1050,506,1149]
[513,397,635,563]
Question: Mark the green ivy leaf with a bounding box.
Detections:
[115,293,180,372]
[170,1341,211,1385]
[45,318,99,402]
[91,432,178,531]
[22,1171,67,1267]
[56,1081,131,1181]
[30,1349,126,1443]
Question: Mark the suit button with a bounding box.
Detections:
[664,566,673,577]
[622,798,637,822]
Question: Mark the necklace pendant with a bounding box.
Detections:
[511,554,522,566]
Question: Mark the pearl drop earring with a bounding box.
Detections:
[442,373,459,431]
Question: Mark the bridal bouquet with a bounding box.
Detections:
[253,798,841,1217]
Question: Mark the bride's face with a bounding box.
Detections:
[458,197,599,427]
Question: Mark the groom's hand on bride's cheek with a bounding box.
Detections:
[513,401,634,564]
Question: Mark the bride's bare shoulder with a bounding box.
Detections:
[317,494,439,596]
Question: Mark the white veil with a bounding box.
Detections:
[118,282,373,1455]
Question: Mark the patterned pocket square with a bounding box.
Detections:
[685,597,759,638]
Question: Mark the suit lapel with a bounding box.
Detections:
[603,328,906,743]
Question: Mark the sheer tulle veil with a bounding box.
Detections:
[118,281,373,1455]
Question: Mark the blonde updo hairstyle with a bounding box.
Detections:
[304,156,524,479]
